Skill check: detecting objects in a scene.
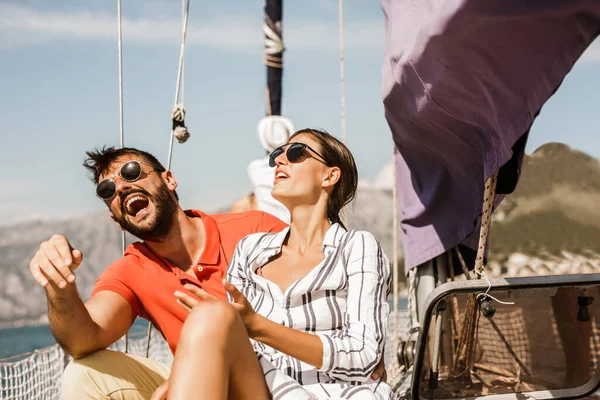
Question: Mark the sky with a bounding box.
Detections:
[0,0,599,226]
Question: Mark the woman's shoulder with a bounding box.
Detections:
[340,229,388,259]
[342,229,381,248]
[236,230,283,256]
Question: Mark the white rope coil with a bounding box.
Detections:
[167,0,191,170]
[257,115,294,153]
[171,104,190,143]
[171,104,186,122]
[174,126,190,143]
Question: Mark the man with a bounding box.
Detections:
[29,146,386,400]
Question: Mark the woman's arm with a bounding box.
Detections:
[315,232,391,381]
[176,279,325,368]
[224,280,325,367]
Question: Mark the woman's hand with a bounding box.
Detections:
[174,284,217,313]
[150,378,169,400]
[371,356,387,382]
[222,279,259,335]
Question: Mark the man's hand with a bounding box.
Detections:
[371,355,387,382]
[29,234,83,289]
[150,379,169,400]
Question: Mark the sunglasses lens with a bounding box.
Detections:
[269,148,284,167]
[96,180,116,199]
[120,161,142,181]
[287,143,306,163]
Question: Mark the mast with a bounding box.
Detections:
[263,0,283,117]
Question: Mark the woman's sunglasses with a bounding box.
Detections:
[268,142,329,168]
[96,160,158,200]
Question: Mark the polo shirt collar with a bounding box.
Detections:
[185,209,221,265]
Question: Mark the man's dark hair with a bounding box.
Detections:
[83,146,179,200]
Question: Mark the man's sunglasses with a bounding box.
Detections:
[268,142,329,168]
[96,160,158,200]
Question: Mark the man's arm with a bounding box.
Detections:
[47,286,132,358]
[31,235,133,358]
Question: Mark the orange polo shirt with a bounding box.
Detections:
[91,209,287,353]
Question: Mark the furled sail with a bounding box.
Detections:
[263,0,284,116]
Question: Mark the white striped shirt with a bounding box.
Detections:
[227,223,394,399]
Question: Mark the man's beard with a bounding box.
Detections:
[113,182,178,242]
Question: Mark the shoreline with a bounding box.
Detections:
[0,318,49,330]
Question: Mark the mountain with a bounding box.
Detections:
[488,143,600,274]
[0,213,125,326]
[0,142,598,326]
[489,143,600,276]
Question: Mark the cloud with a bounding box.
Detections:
[0,3,383,53]
[0,180,43,196]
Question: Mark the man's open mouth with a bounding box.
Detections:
[124,194,150,217]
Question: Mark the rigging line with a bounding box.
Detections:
[117,0,126,258]
[392,150,399,353]
[117,0,128,353]
[338,0,348,227]
[167,0,191,170]
[338,0,346,144]
[474,171,498,275]
[117,0,124,150]
[178,0,190,107]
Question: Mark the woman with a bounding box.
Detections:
[170,129,393,399]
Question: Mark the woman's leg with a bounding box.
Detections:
[168,299,271,400]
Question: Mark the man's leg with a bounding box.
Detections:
[62,349,170,400]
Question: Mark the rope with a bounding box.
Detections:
[451,170,499,378]
[387,149,405,390]
[145,321,153,358]
[474,171,498,275]
[338,0,347,144]
[116,0,128,354]
[337,0,348,229]
[117,0,124,150]
[167,0,191,170]
[149,0,192,356]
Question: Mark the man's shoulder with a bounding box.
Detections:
[211,210,265,225]
[211,210,285,232]
[106,244,146,272]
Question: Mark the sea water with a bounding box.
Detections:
[0,298,408,360]
[0,319,150,360]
